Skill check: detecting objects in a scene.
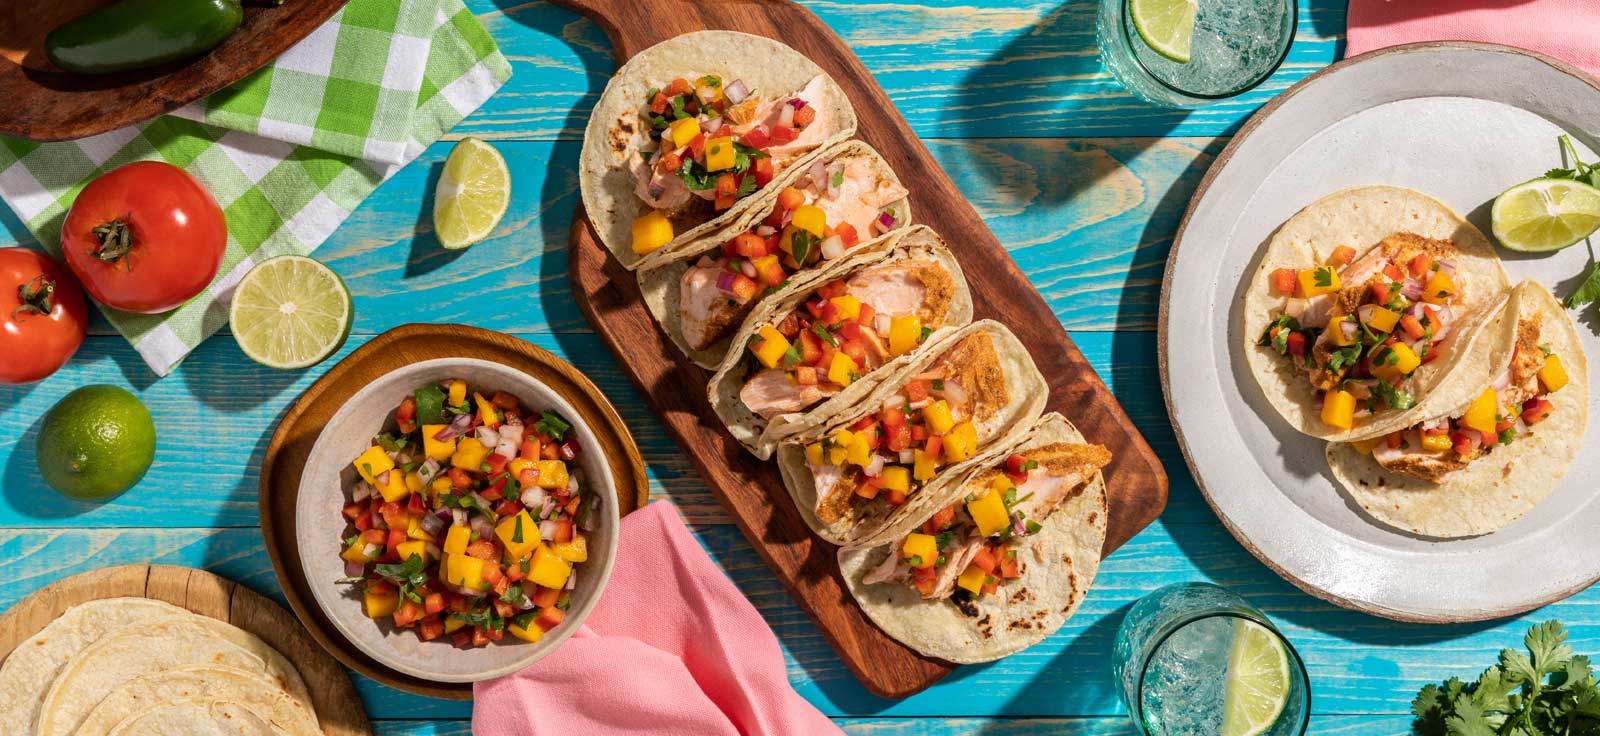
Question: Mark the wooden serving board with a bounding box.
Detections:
[0,564,369,736]
[0,0,347,141]
[259,323,650,699]
[557,0,1169,698]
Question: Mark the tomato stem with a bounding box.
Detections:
[89,219,135,270]
[13,274,55,318]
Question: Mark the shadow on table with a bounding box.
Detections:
[974,603,1138,735]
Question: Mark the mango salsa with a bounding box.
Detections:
[667,117,700,147]
[704,136,736,171]
[791,205,825,236]
[1350,436,1381,455]
[405,513,436,542]
[1297,266,1341,298]
[364,587,398,618]
[805,442,825,466]
[1421,432,1452,452]
[1327,316,1356,347]
[901,533,937,568]
[828,351,857,387]
[508,620,544,643]
[1540,354,1569,393]
[341,540,373,565]
[829,295,861,323]
[551,533,588,563]
[880,466,910,492]
[351,446,394,485]
[396,540,431,564]
[1321,390,1356,430]
[922,400,954,435]
[534,460,569,490]
[1368,343,1421,381]
[447,380,466,407]
[845,431,872,467]
[1460,389,1499,436]
[1362,306,1400,333]
[422,425,456,461]
[888,315,922,356]
[442,524,471,556]
[444,554,486,591]
[495,510,540,560]
[450,437,490,471]
[966,489,1010,536]
[631,210,674,255]
[1422,271,1457,304]
[751,326,792,369]
[528,545,572,589]
[955,564,987,595]
[943,421,977,463]
[375,469,410,503]
[912,450,937,481]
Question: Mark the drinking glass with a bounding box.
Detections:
[1096,0,1297,108]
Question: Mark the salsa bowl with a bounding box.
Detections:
[296,357,620,683]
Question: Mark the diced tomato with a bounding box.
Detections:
[505,560,526,582]
[981,579,999,595]
[342,502,364,521]
[492,599,517,618]
[686,133,707,160]
[854,477,883,499]
[1370,280,1394,302]
[1385,432,1401,449]
[541,439,560,461]
[838,320,867,343]
[379,501,408,529]
[816,299,840,324]
[1329,245,1356,266]
[910,424,927,442]
[834,222,860,248]
[1005,454,1029,475]
[481,478,505,502]
[486,453,510,475]
[519,438,541,460]
[754,256,786,286]
[732,233,768,258]
[447,467,473,489]
[851,414,878,432]
[385,528,407,561]
[841,339,867,365]
[752,157,774,187]
[560,439,580,461]
[648,91,669,114]
[912,565,936,596]
[924,434,943,460]
[466,540,497,560]
[884,422,912,452]
[482,562,504,587]
[1408,254,1433,279]
[1494,417,1516,434]
[406,493,427,517]
[1522,397,1554,425]
[495,500,522,519]
[517,466,539,487]
[352,513,370,533]
[393,599,424,628]
[530,585,561,608]
[536,606,566,632]
[857,303,876,329]
[776,311,803,339]
[564,495,582,516]
[1272,268,1297,295]
[880,405,907,428]
[666,78,690,96]
[1286,331,1307,359]
[471,627,491,647]
[798,330,822,365]
[971,545,999,575]
[794,366,818,385]
[763,204,786,228]
[657,148,682,174]
[770,188,802,214]
[923,504,957,534]
[769,125,799,145]
[740,126,770,149]
[1399,315,1426,340]
[999,553,1021,579]
[905,379,930,402]
[396,396,417,434]
[886,488,907,506]
[555,519,575,544]
[1382,263,1404,282]
[792,105,816,127]
[361,528,387,547]
[1479,425,1500,447]
[424,592,445,615]
[419,618,444,641]
[1452,430,1482,456]
[729,273,760,301]
[451,629,472,648]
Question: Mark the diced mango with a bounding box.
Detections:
[474,392,500,426]
[1421,432,1453,452]
[551,533,589,563]
[829,296,861,322]
[791,205,825,236]
[364,587,398,618]
[422,425,456,462]
[880,466,910,492]
[668,117,700,147]
[1422,271,1456,304]
[508,457,534,478]
[341,540,373,565]
[495,510,540,560]
[751,326,792,369]
[351,446,394,485]
[443,524,471,556]
[405,471,423,494]
[990,474,1015,496]
[956,564,987,595]
[888,315,922,357]
[828,351,857,387]
[1460,388,1500,436]
[805,442,825,466]
[375,470,410,503]
[1327,316,1356,347]
[704,136,736,171]
[1297,266,1341,298]
[826,443,847,466]
[447,380,467,407]
[845,431,872,467]
[922,400,955,435]
[508,621,544,643]
[1362,306,1400,333]
[1368,343,1421,381]
[430,477,452,495]
[631,210,674,255]
[444,616,468,634]
[912,450,937,481]
[966,489,1010,537]
[1321,390,1356,430]
[943,421,977,463]
[901,533,937,568]
[1349,437,1381,455]
[535,460,569,490]
[405,513,436,542]
[1540,354,1569,393]
[528,545,572,589]
[396,540,430,564]
[444,554,486,591]
[450,437,490,471]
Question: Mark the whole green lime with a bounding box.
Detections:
[35,385,155,500]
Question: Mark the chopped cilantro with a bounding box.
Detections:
[535,411,573,441]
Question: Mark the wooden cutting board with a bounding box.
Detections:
[557,0,1169,698]
[0,565,369,736]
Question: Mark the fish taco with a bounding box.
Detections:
[706,226,972,459]
[1326,281,1587,538]
[579,31,857,269]
[837,413,1108,663]
[774,320,1047,546]
[1243,186,1510,440]
[637,141,912,367]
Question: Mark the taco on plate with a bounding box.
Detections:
[1243,185,1510,439]
[579,31,857,269]
[838,413,1108,663]
[1326,281,1587,538]
[774,320,1046,546]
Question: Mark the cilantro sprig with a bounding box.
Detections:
[1412,620,1600,736]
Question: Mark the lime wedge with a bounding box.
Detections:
[229,255,352,370]
[434,136,510,250]
[1222,618,1291,736]
[1491,177,1600,252]
[1130,0,1198,64]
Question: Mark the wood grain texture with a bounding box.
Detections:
[260,324,648,700]
[557,0,1166,698]
[0,0,348,140]
[0,564,369,736]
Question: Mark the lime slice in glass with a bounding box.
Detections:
[1221,618,1291,736]
[1491,177,1600,252]
[229,255,352,370]
[434,136,510,250]
[1130,0,1198,64]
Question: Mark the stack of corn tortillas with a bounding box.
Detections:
[0,598,320,736]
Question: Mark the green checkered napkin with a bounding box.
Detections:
[0,0,511,376]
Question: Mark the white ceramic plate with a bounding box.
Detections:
[296,358,620,681]
[1162,42,1600,621]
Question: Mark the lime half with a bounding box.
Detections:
[1491,177,1600,252]
[434,136,510,250]
[1130,0,1198,64]
[229,255,352,370]
[1221,618,1291,736]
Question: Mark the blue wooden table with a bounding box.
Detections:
[2,1,1582,733]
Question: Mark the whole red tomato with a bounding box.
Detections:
[1,248,88,384]
[61,161,225,314]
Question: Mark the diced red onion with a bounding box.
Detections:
[819,235,844,260]
[474,426,498,448]
[787,98,807,109]
[523,486,548,511]
[875,211,897,233]
[418,457,441,485]
[724,79,749,104]
[826,165,841,197]
[470,514,495,540]
[716,271,735,293]
[424,542,442,560]
[741,261,757,279]
[499,423,524,446]
[345,561,365,578]
[351,481,372,503]
[460,585,486,598]
[434,415,471,441]
[755,225,776,237]
[567,474,581,493]
[1344,381,1372,400]
[362,543,381,558]
[450,508,467,527]
[580,499,600,532]
[778,104,795,128]
[384,449,400,462]
[541,497,560,520]
[419,512,445,536]
[864,455,886,476]
[540,519,560,541]
[1011,513,1028,537]
[808,160,827,189]
[899,449,915,464]
[1400,278,1423,300]
[565,568,578,590]
[648,181,666,199]
[495,437,518,460]
[374,470,392,488]
[703,116,723,134]
[907,398,931,410]
[371,510,386,530]
[1339,320,1359,342]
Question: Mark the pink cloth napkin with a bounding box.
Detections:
[1345,0,1600,75]
[472,501,842,736]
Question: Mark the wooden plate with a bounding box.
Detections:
[0,0,347,141]
[260,323,649,699]
[0,564,369,736]
[1161,42,1600,621]
[556,0,1169,698]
